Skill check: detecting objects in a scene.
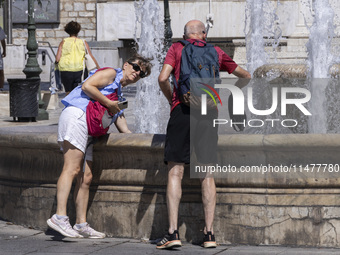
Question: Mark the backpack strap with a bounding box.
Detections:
[179,39,207,47]
[179,40,190,46]
[173,74,179,90]
[95,67,114,73]
[172,41,189,90]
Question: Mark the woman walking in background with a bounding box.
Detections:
[56,21,99,94]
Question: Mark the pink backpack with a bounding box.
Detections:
[86,68,120,137]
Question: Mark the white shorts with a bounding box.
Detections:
[57,106,93,161]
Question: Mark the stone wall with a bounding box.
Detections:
[1,132,340,247]
[12,0,97,47]
[6,0,122,82]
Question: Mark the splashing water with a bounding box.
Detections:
[245,0,269,76]
[271,1,283,55]
[245,0,283,76]
[134,0,168,134]
[305,0,335,133]
[306,0,335,79]
[245,0,338,134]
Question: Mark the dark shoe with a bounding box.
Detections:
[156,230,182,249]
[201,231,217,248]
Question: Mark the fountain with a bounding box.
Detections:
[305,0,335,133]
[247,0,340,134]
[134,0,168,134]
[3,0,340,248]
[245,0,269,75]
[253,0,337,79]
[306,0,335,79]
[245,0,282,75]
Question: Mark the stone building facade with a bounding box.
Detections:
[12,0,97,47]
[3,0,340,81]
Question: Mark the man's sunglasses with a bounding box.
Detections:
[128,61,146,78]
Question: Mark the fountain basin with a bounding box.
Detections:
[254,63,340,79]
[1,132,340,247]
[228,64,340,134]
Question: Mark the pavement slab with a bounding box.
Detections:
[1,220,340,255]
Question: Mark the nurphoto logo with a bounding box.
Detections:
[200,83,312,129]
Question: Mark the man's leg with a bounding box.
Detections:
[200,176,216,234]
[167,161,184,234]
[157,104,189,249]
[194,109,218,242]
[156,161,184,249]
[199,172,217,248]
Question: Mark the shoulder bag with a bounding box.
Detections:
[83,40,97,72]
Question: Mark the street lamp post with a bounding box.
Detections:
[163,0,173,52]
[23,0,42,78]
[23,0,48,120]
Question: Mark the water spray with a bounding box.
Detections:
[134,0,168,134]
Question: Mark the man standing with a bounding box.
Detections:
[0,26,6,91]
[157,20,251,249]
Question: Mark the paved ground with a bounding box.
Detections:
[1,85,340,254]
[1,219,340,255]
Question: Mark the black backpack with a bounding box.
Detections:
[175,40,220,109]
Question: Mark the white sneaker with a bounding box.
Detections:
[73,223,106,239]
[47,214,83,238]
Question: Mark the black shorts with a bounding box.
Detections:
[60,70,83,92]
[164,104,218,165]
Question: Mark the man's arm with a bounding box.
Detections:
[158,63,174,104]
[1,39,6,58]
[232,66,251,79]
[232,66,251,89]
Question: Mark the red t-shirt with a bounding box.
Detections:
[164,39,238,111]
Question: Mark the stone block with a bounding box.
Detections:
[55,31,67,38]
[74,3,85,12]
[63,2,73,12]
[86,3,96,11]
[45,30,55,38]
[84,30,96,38]
[68,12,78,17]
[79,12,94,17]
[59,12,69,18]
